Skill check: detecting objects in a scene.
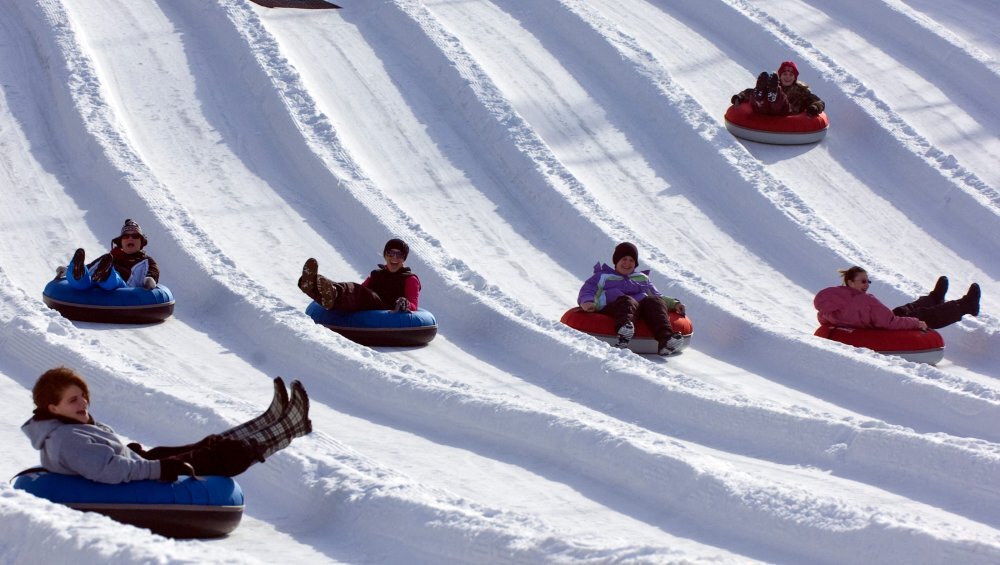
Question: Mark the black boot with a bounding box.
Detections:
[72,248,85,280]
[92,254,115,283]
[766,73,780,102]
[962,283,981,317]
[753,71,768,100]
[930,276,948,305]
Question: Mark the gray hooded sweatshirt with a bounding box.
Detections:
[21,416,161,484]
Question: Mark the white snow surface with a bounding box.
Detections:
[1,0,998,563]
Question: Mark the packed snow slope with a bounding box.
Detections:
[1,0,998,563]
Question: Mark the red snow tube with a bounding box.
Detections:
[560,307,693,354]
[725,102,828,145]
[814,326,944,365]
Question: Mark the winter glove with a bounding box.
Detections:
[55,265,68,279]
[806,105,821,117]
[674,302,686,316]
[127,442,151,459]
[393,297,410,312]
[143,276,156,290]
[159,458,197,483]
[731,94,743,106]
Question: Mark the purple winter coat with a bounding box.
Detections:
[578,263,662,310]
[814,286,921,330]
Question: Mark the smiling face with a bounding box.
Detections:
[384,249,406,273]
[846,272,871,294]
[48,384,90,424]
[614,256,636,276]
[119,233,143,254]
[779,69,796,87]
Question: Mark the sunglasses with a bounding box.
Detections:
[121,233,142,240]
[385,250,405,259]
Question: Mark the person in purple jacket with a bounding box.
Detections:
[814,266,980,331]
[577,242,685,355]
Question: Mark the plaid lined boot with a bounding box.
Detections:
[248,379,312,460]
[219,377,289,443]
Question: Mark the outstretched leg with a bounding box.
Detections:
[249,380,312,460]
[162,437,263,477]
[602,296,639,348]
[133,377,289,460]
[894,276,948,316]
[638,296,684,355]
[898,284,980,329]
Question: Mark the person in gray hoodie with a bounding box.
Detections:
[22,367,312,484]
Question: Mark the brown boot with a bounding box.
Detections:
[92,254,115,282]
[316,275,339,310]
[297,258,322,303]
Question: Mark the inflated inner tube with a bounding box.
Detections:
[306,302,438,346]
[12,469,244,538]
[814,326,944,365]
[725,101,828,145]
[42,278,175,324]
[560,307,693,354]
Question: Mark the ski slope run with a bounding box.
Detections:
[0,0,997,563]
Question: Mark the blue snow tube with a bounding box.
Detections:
[306,301,438,346]
[42,278,175,324]
[12,469,243,538]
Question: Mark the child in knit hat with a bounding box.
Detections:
[57,219,161,291]
[731,60,825,117]
[577,242,685,356]
[298,238,421,313]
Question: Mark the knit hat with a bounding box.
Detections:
[112,218,148,248]
[612,242,639,266]
[383,238,409,260]
[777,61,799,79]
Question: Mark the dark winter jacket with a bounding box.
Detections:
[737,80,824,115]
[21,412,161,484]
[87,247,160,284]
[362,266,421,310]
[782,81,824,115]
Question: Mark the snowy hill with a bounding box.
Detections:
[1,0,997,563]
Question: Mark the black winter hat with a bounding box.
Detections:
[112,218,148,248]
[383,238,409,260]
[612,242,638,266]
